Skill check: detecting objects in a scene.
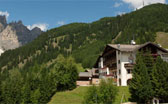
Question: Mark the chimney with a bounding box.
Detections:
[117,44,120,48]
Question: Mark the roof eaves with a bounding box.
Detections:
[134,42,168,53]
[107,44,120,51]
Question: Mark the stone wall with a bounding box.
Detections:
[92,78,100,85]
[76,81,91,86]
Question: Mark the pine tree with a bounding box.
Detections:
[129,52,153,103]
[142,50,154,75]
[152,57,168,102]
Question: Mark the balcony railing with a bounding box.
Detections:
[124,63,135,69]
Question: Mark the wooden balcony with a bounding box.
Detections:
[124,63,135,69]
[104,59,116,66]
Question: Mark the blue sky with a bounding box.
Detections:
[0,0,167,31]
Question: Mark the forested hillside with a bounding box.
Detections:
[0,55,81,103]
[1,3,168,70]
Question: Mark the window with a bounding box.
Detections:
[98,62,101,68]
[119,79,121,86]
[113,72,117,76]
[118,60,120,64]
[128,54,134,63]
[119,69,121,75]
[127,79,132,85]
[118,51,120,55]
[95,70,99,73]
[129,59,133,63]
[115,75,117,79]
[127,69,132,74]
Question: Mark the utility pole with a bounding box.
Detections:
[143,0,145,7]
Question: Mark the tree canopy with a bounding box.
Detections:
[83,79,118,104]
[130,52,168,103]
[0,55,80,104]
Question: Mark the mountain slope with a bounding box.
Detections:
[1,3,168,70]
[156,32,168,48]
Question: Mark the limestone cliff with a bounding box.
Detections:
[0,16,42,52]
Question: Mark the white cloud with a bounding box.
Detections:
[122,0,166,9]
[0,11,9,19]
[114,2,123,7]
[116,11,126,16]
[57,21,65,26]
[27,23,49,31]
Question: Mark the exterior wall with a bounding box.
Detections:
[157,50,164,55]
[158,49,168,62]
[98,57,103,68]
[107,67,110,75]
[100,57,104,68]
[77,78,100,86]
[116,50,120,86]
[0,49,4,56]
[101,50,135,86]
[99,67,107,78]
[92,78,100,85]
[119,52,135,86]
[76,81,91,86]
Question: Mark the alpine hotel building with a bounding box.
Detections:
[94,42,168,86]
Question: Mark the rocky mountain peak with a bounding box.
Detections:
[18,20,22,24]
[0,19,42,52]
[32,27,41,31]
[31,27,43,39]
[0,16,7,26]
[9,20,23,27]
[0,16,7,32]
[31,27,42,34]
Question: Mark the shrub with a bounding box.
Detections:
[83,79,118,104]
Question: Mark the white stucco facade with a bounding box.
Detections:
[0,48,4,56]
[158,50,168,62]
[117,51,136,86]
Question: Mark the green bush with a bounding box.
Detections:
[83,79,118,104]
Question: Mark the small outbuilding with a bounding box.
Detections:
[77,69,100,86]
[76,72,92,86]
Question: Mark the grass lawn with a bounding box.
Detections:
[48,86,131,104]
[156,32,168,49]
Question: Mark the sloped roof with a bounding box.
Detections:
[79,72,92,77]
[107,44,140,52]
[107,42,168,52]
[94,42,168,68]
[135,42,168,53]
